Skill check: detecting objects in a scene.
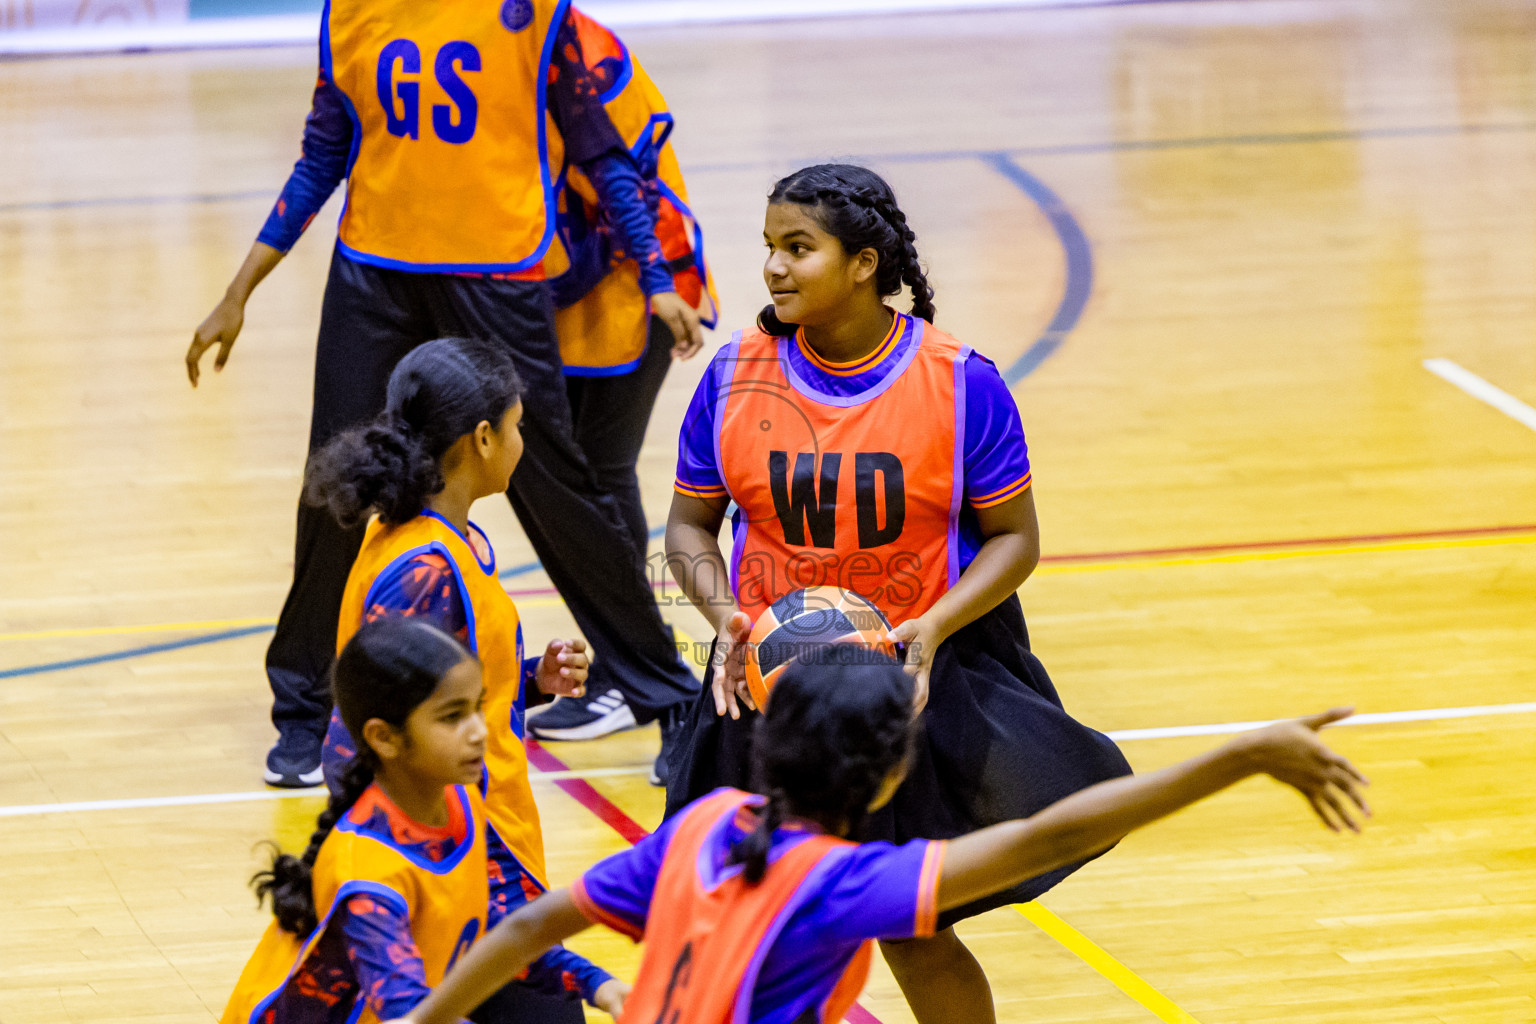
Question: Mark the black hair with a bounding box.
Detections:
[758,163,936,337]
[304,336,523,528]
[251,617,474,935]
[729,644,918,883]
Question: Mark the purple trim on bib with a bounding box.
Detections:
[948,347,971,589]
[777,319,924,409]
[729,848,855,1024]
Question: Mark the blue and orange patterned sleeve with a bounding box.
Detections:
[362,553,470,643]
[674,352,728,500]
[485,824,615,1004]
[256,60,354,254]
[961,352,1033,509]
[340,893,441,1022]
[548,15,673,298]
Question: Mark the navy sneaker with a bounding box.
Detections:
[527,688,638,742]
[264,729,324,788]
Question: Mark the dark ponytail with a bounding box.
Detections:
[757,163,936,337]
[304,337,523,527]
[250,617,475,934]
[729,644,917,884]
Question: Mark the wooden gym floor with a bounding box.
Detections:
[2,0,1534,1020]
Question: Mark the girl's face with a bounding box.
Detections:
[378,658,488,788]
[763,203,880,328]
[480,398,524,494]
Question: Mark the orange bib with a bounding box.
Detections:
[338,512,546,885]
[548,8,718,373]
[715,319,968,624]
[619,789,871,1024]
[325,0,566,271]
[221,785,488,1024]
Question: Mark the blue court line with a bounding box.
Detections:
[10,120,1532,216]
[0,188,274,214]
[0,624,275,681]
[981,153,1094,386]
[496,524,667,581]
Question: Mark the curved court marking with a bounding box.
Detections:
[4,699,1532,819]
[980,152,1095,386]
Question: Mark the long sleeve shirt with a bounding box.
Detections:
[257,13,673,296]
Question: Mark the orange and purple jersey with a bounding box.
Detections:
[674,313,1032,623]
[571,788,943,1024]
[547,7,718,374]
[336,512,547,889]
[222,784,488,1024]
[257,6,669,290]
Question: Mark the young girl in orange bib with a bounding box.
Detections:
[222,617,627,1024]
[661,163,1136,1022]
[379,646,1368,1024]
[302,336,617,1022]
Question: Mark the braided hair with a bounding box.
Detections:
[729,644,918,884]
[304,337,523,528]
[250,618,474,935]
[758,163,935,337]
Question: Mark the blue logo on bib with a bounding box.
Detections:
[500,0,533,31]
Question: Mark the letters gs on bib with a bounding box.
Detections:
[377,40,482,144]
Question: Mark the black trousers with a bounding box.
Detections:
[265,251,698,740]
[565,315,674,569]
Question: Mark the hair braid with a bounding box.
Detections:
[729,788,787,884]
[252,753,376,935]
[871,194,936,323]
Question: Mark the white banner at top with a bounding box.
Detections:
[1,0,1157,56]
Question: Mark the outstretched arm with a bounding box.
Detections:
[387,890,596,1024]
[937,710,1371,913]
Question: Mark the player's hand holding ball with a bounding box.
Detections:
[887,614,942,714]
[536,638,589,698]
[711,610,755,719]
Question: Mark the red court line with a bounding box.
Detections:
[1033,522,1536,565]
[526,739,889,1023]
[506,523,1536,598]
[526,740,650,846]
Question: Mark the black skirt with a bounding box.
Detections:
[664,595,1133,931]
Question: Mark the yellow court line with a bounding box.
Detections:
[1034,531,1536,576]
[1015,902,1203,1024]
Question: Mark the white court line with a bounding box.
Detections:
[2,702,1533,819]
[0,765,649,818]
[1106,702,1536,741]
[1424,358,1536,433]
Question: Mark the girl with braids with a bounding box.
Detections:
[662,162,1135,1023]
[222,618,628,1024]
[381,645,1369,1024]
[302,337,618,1023]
